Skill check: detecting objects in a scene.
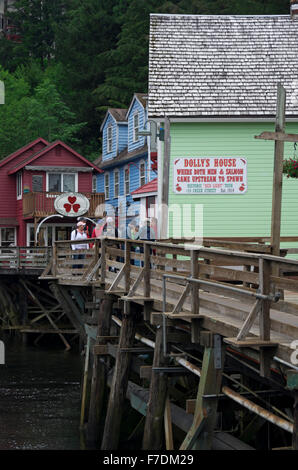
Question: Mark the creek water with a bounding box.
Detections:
[0,336,84,450]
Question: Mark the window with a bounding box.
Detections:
[107,125,113,153]
[104,173,110,200]
[32,175,43,192]
[124,166,130,195]
[140,161,146,187]
[16,172,22,199]
[133,113,139,142]
[47,173,76,193]
[1,228,16,247]
[114,169,119,198]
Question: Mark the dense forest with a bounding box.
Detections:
[0,0,290,160]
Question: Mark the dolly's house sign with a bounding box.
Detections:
[54,193,90,217]
[173,157,247,194]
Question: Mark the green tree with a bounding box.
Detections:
[0,68,85,159]
[9,0,67,68]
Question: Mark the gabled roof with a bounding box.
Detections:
[100,108,128,132]
[8,140,103,175]
[0,137,49,169]
[95,145,148,170]
[149,14,298,118]
[131,177,157,199]
[125,93,148,119]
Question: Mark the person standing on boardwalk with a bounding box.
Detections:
[71,221,89,268]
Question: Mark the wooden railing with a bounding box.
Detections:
[23,191,105,218]
[45,236,298,374]
[0,246,52,271]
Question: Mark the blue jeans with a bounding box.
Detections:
[73,254,85,269]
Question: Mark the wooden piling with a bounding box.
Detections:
[86,295,113,444]
[142,326,168,450]
[101,300,139,450]
[180,333,225,450]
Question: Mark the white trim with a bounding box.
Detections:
[16,172,22,200]
[125,94,146,120]
[0,227,16,246]
[46,172,78,192]
[150,13,288,18]
[132,190,157,200]
[148,116,298,123]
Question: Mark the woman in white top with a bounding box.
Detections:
[71,221,89,268]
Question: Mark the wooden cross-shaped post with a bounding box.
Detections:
[255,83,298,256]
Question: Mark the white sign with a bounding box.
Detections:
[173,157,247,194]
[54,192,90,217]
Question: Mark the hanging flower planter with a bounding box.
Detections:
[283,158,298,178]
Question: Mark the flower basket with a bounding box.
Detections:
[283,158,298,178]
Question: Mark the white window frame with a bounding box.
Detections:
[139,160,146,187]
[16,172,22,200]
[46,172,78,193]
[124,165,130,196]
[26,223,74,247]
[0,227,16,246]
[114,169,120,198]
[107,124,113,153]
[104,172,110,200]
[133,112,139,143]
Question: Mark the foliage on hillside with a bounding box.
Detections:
[0,0,289,159]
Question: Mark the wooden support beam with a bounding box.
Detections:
[142,326,169,450]
[259,258,272,378]
[270,83,286,257]
[101,302,138,450]
[180,335,225,450]
[164,396,174,450]
[236,300,261,341]
[21,279,71,350]
[86,296,114,444]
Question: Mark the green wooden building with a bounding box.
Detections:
[148,11,298,247]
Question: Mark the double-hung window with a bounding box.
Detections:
[139,161,146,187]
[16,172,22,200]
[107,125,113,153]
[133,113,139,143]
[48,173,76,193]
[124,166,130,195]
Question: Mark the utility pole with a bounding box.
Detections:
[160,116,170,239]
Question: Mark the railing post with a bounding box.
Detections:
[191,249,200,343]
[143,242,151,298]
[16,247,20,270]
[259,257,272,377]
[52,244,57,277]
[101,238,106,285]
[190,249,199,315]
[124,240,131,293]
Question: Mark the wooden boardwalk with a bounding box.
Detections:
[1,236,297,450]
[42,236,298,370]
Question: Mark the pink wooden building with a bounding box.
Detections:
[0,138,104,247]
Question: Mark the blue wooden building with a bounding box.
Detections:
[95,93,157,230]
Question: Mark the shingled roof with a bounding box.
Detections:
[148,14,298,118]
